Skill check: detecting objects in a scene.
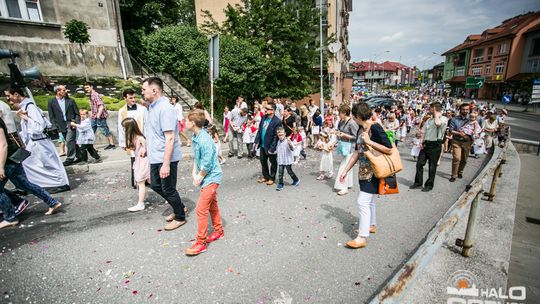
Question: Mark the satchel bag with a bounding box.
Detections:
[8,134,31,164]
[337,140,352,156]
[364,143,403,178]
[379,175,399,195]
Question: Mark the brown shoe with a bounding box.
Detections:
[164,220,186,231]
[0,220,19,229]
[257,177,267,183]
[346,238,367,249]
[266,180,274,186]
[370,226,377,234]
[45,202,62,215]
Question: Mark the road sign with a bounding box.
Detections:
[532,79,540,104]
[501,95,512,104]
[465,77,484,89]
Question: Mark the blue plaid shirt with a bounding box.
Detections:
[192,129,222,188]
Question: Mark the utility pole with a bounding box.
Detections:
[319,1,324,111]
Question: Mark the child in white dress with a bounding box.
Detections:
[411,132,422,160]
[316,131,334,180]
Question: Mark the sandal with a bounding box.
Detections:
[316,175,325,180]
[337,190,348,196]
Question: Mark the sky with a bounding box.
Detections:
[348,0,540,69]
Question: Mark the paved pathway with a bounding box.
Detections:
[0,144,485,303]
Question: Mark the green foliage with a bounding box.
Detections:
[31,95,125,112]
[63,19,90,45]
[203,0,321,99]
[119,0,195,58]
[142,25,208,96]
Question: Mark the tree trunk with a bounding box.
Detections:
[79,43,89,81]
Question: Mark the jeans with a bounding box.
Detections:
[414,141,442,188]
[259,148,277,181]
[91,118,112,137]
[228,126,243,157]
[277,165,298,185]
[0,162,58,222]
[356,190,376,238]
[150,161,185,221]
[79,144,100,161]
[195,183,223,243]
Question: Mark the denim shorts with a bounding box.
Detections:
[91,118,111,137]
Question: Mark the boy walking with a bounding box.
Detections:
[276,127,300,191]
[185,109,224,256]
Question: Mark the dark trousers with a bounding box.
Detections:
[259,148,277,181]
[63,129,79,162]
[150,161,186,221]
[414,141,442,189]
[246,143,254,158]
[78,144,100,161]
[130,156,136,188]
[278,165,298,185]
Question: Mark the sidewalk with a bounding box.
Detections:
[401,143,523,303]
[464,98,540,115]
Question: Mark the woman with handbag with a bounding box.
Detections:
[333,104,358,196]
[339,102,393,249]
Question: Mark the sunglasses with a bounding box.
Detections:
[265,107,274,111]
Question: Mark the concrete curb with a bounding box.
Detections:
[511,138,539,154]
[369,143,510,303]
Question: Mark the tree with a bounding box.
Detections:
[63,19,91,81]
[202,0,322,99]
[119,0,195,58]
[141,26,268,113]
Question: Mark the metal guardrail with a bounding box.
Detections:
[369,138,509,303]
[130,56,192,110]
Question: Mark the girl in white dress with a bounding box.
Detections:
[316,131,334,180]
[411,132,422,160]
[122,118,150,212]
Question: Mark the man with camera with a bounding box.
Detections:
[410,102,448,192]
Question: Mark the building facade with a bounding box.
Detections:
[194,0,353,104]
[349,61,411,88]
[0,0,131,78]
[443,11,540,99]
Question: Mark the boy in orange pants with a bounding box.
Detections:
[185,109,224,256]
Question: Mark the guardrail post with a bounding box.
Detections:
[485,164,502,201]
[460,192,482,257]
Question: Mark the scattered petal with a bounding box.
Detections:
[132,290,138,295]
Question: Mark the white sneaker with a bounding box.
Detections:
[128,202,145,212]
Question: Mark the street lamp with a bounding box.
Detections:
[370,50,389,92]
[423,51,438,85]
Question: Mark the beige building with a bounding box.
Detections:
[0,0,131,77]
[194,0,353,104]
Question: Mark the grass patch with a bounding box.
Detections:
[32,95,125,111]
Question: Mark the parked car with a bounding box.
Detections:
[367,98,398,109]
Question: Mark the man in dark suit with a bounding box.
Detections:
[48,85,81,166]
[254,100,281,185]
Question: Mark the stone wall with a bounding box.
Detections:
[0,0,131,78]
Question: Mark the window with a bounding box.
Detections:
[485,64,491,75]
[498,43,509,54]
[495,63,505,74]
[530,38,540,57]
[0,0,42,21]
[471,66,482,76]
[526,59,540,73]
[472,48,484,63]
[455,67,465,76]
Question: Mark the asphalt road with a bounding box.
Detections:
[505,110,540,142]
[0,144,485,304]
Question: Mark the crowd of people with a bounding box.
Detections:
[0,77,511,254]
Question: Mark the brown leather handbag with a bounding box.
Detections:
[364,143,403,178]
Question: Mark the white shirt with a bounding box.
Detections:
[57,97,67,121]
[0,100,17,133]
[174,103,184,121]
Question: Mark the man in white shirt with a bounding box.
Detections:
[234,96,248,110]
[227,107,248,158]
[0,97,17,134]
